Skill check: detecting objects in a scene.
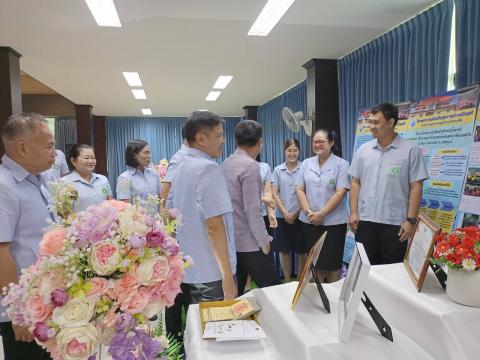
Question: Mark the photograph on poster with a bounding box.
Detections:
[464,167,480,196]
[338,242,371,343]
[403,213,441,291]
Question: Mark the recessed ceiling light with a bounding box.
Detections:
[132,89,147,100]
[248,0,295,36]
[198,109,209,111]
[206,91,221,102]
[213,75,233,89]
[141,109,152,115]
[85,0,122,27]
[122,72,142,87]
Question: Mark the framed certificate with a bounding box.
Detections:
[403,213,440,291]
[291,231,327,309]
[338,242,371,343]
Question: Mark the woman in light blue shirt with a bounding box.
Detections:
[296,129,349,283]
[272,139,306,282]
[116,140,161,211]
[62,144,112,212]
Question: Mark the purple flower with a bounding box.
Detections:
[145,215,155,227]
[146,231,165,248]
[33,322,50,342]
[50,288,68,307]
[162,239,179,256]
[115,313,137,332]
[168,208,179,219]
[129,234,146,249]
[88,355,97,360]
[109,327,162,360]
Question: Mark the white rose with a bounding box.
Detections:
[138,256,170,286]
[143,300,165,319]
[52,297,95,328]
[56,323,99,360]
[89,241,122,276]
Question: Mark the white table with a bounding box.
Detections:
[365,263,480,360]
[184,281,434,360]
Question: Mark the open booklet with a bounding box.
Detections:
[201,298,261,322]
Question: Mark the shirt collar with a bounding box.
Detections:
[311,153,334,174]
[186,147,215,161]
[1,154,39,183]
[71,171,99,184]
[280,161,301,174]
[373,133,400,150]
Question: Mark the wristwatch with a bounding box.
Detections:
[406,217,417,225]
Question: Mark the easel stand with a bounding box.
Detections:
[429,262,447,289]
[310,264,330,313]
[361,292,393,342]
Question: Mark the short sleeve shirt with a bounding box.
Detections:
[0,155,53,321]
[62,171,112,212]
[259,162,273,216]
[43,150,69,189]
[272,161,302,218]
[172,148,236,284]
[349,135,428,225]
[296,154,350,226]
[116,166,161,202]
[164,144,189,183]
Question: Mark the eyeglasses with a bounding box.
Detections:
[312,140,328,145]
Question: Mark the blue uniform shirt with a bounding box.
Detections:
[62,171,112,212]
[296,154,350,226]
[116,166,161,202]
[164,144,189,183]
[0,155,53,322]
[172,148,236,284]
[43,149,69,189]
[272,161,302,218]
[259,162,272,216]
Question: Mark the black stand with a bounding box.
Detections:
[310,264,330,313]
[361,292,393,342]
[429,262,447,289]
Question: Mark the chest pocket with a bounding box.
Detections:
[384,161,405,177]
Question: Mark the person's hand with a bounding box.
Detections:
[13,325,34,343]
[266,198,276,207]
[284,212,294,224]
[222,275,238,300]
[348,213,359,233]
[268,214,278,229]
[310,211,325,226]
[398,221,414,242]
[261,242,271,255]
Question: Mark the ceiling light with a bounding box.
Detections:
[122,72,142,87]
[132,89,146,100]
[206,91,221,102]
[141,109,152,115]
[85,0,122,27]
[198,109,208,111]
[213,75,233,89]
[248,0,295,36]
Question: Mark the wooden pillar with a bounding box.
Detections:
[0,47,22,157]
[75,104,94,146]
[93,115,108,176]
[243,105,258,121]
[303,59,341,156]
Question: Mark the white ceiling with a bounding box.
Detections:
[0,0,438,116]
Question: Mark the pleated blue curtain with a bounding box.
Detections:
[257,80,309,169]
[338,0,453,162]
[455,0,480,88]
[106,116,241,193]
[54,117,77,154]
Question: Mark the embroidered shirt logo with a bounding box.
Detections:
[329,179,336,185]
[390,166,401,175]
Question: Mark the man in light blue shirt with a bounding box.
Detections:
[172,111,237,303]
[349,103,428,264]
[0,113,56,359]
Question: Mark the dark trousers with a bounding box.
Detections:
[236,250,281,296]
[355,221,408,265]
[0,322,51,360]
[165,283,191,343]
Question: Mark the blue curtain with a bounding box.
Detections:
[338,0,453,162]
[106,116,241,193]
[455,0,480,88]
[257,80,309,169]
[54,117,77,154]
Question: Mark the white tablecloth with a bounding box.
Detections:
[365,263,480,360]
[184,281,434,360]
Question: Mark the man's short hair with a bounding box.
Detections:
[184,111,225,143]
[125,139,148,168]
[372,103,399,126]
[235,120,263,147]
[1,112,47,147]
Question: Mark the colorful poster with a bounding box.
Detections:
[404,87,479,232]
[460,97,480,216]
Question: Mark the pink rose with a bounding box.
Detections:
[107,199,128,212]
[138,257,170,286]
[39,227,66,256]
[120,287,150,314]
[26,296,52,323]
[85,277,109,297]
[146,231,165,247]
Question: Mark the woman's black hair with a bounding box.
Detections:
[284,138,300,151]
[66,144,94,171]
[125,139,148,168]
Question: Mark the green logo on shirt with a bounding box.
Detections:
[390,166,401,175]
[102,187,108,195]
[329,179,336,186]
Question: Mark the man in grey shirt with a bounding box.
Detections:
[222,120,280,295]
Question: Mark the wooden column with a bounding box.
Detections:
[93,115,108,176]
[75,104,94,146]
[0,47,22,157]
[303,59,341,156]
[243,105,258,121]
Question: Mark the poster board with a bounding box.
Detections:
[403,213,441,291]
[291,232,327,309]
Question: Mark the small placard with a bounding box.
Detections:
[403,213,441,291]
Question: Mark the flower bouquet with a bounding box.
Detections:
[156,159,169,182]
[2,199,191,360]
